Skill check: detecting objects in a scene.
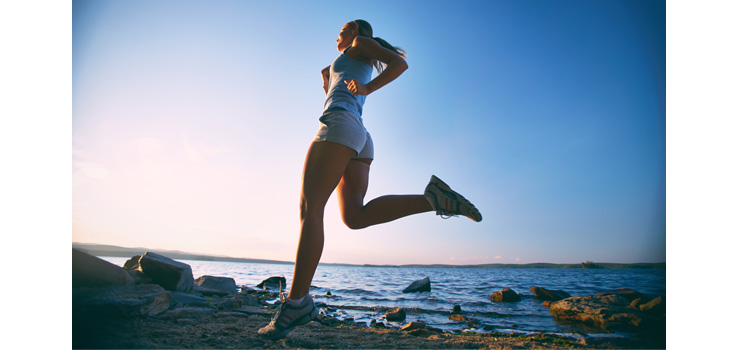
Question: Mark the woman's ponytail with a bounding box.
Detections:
[353,19,407,73]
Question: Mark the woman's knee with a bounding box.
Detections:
[342,209,369,230]
[300,198,325,222]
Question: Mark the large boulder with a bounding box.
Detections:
[72,284,171,317]
[549,294,664,332]
[72,248,134,288]
[490,288,521,302]
[256,276,286,291]
[402,277,431,293]
[195,276,237,295]
[529,286,571,301]
[137,252,194,292]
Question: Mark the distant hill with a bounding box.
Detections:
[72,242,665,269]
[71,242,293,265]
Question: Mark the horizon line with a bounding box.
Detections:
[71,241,666,267]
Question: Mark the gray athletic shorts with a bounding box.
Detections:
[313,108,374,160]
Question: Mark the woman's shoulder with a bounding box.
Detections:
[345,37,379,65]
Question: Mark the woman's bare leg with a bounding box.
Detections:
[287,141,356,299]
[337,159,433,229]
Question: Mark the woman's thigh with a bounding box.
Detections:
[300,141,357,217]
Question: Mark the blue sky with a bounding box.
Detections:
[69,0,667,265]
[9,1,750,347]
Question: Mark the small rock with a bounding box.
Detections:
[170,292,209,307]
[256,276,286,291]
[490,288,521,302]
[235,305,268,315]
[452,305,462,313]
[449,314,467,321]
[385,307,406,321]
[217,296,244,310]
[195,276,237,295]
[629,297,644,309]
[401,321,426,331]
[639,296,665,314]
[542,301,552,308]
[123,255,141,270]
[596,288,643,302]
[371,321,387,329]
[160,306,216,319]
[403,277,431,293]
[325,291,332,296]
[193,284,229,296]
[529,286,571,301]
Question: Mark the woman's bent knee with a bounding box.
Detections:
[342,212,369,230]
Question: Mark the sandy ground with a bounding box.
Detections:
[72,304,665,349]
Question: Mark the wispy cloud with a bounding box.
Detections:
[182,136,230,162]
[131,137,165,153]
[73,161,108,179]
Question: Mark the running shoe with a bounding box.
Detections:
[258,293,318,340]
[424,175,482,222]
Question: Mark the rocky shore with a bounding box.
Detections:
[72,248,665,349]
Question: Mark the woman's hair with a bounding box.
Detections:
[351,19,406,73]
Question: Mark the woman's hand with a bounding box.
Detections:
[344,79,372,96]
[321,65,331,94]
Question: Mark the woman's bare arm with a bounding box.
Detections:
[344,36,408,96]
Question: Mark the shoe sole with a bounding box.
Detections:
[260,306,319,340]
[429,175,482,222]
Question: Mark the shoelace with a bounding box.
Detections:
[270,282,287,323]
[436,210,459,219]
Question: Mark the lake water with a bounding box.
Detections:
[102,257,665,337]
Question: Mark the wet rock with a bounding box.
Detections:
[542,301,552,308]
[629,297,645,309]
[490,288,521,302]
[73,284,171,317]
[370,319,388,328]
[529,286,571,301]
[385,307,406,321]
[549,294,664,332]
[401,321,426,331]
[639,296,665,315]
[256,276,286,291]
[402,277,431,293]
[72,248,134,288]
[449,314,467,321]
[596,288,643,302]
[138,252,194,292]
[452,305,461,313]
[195,276,237,295]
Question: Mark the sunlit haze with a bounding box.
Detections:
[72,0,666,265]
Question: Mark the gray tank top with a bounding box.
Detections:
[323,47,374,117]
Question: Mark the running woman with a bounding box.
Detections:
[258,19,482,340]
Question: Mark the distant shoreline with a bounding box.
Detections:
[72,242,665,269]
